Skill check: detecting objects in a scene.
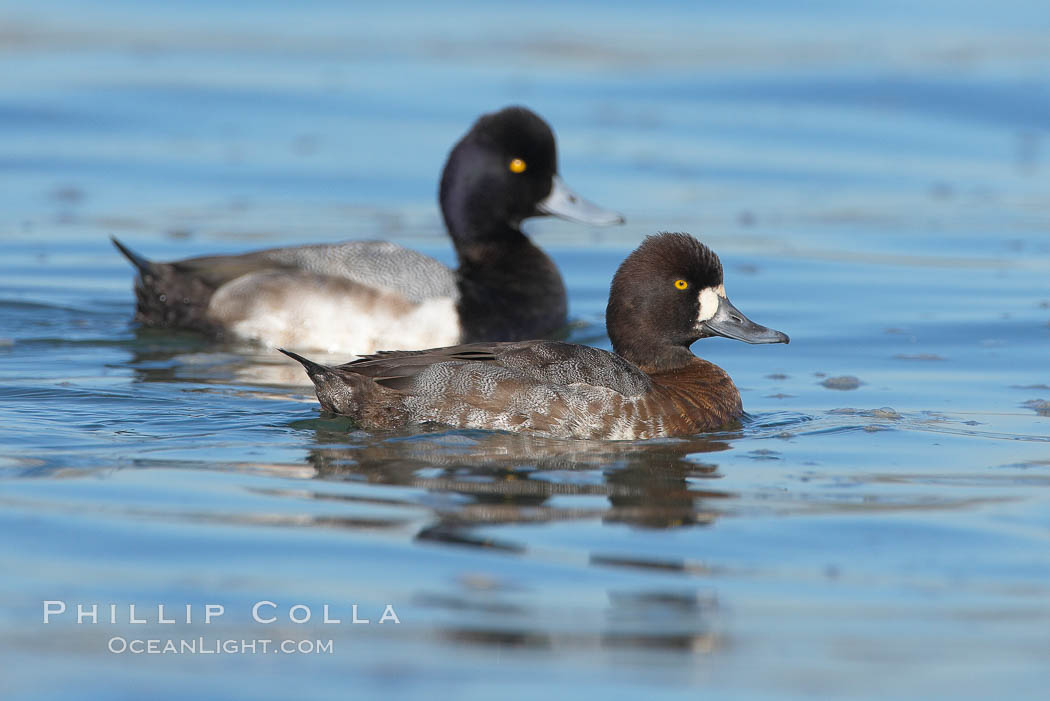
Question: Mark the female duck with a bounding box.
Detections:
[281,233,789,440]
[112,106,622,354]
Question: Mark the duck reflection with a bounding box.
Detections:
[304,422,734,532]
[122,328,328,386]
[429,583,720,655]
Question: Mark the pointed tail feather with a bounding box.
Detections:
[278,348,330,378]
[280,349,391,422]
[111,236,156,275]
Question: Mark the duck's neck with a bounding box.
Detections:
[453,229,568,344]
[440,164,567,342]
[618,343,698,375]
[607,307,700,374]
[607,301,743,429]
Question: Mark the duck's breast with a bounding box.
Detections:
[644,360,744,435]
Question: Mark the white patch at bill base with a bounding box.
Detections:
[696,286,724,322]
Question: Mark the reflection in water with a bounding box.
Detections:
[124,327,323,386]
[256,422,736,655]
[423,573,720,655]
[305,424,734,532]
[438,623,719,655]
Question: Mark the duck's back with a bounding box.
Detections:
[243,241,458,303]
[344,341,651,395]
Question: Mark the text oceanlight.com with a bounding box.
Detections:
[107,638,334,655]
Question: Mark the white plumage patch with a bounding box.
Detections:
[696,284,725,322]
[207,271,461,355]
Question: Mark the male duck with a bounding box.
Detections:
[112,106,623,354]
[281,233,789,440]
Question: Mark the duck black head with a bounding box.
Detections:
[439,106,623,252]
[606,233,789,372]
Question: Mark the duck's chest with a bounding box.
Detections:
[626,364,744,438]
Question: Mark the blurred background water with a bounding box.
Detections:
[2,1,1049,698]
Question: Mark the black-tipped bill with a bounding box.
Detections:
[536,175,625,226]
[698,296,789,345]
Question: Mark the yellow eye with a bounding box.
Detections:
[509,158,526,174]
[674,279,689,290]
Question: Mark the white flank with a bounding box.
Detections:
[208,273,461,355]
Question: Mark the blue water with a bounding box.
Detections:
[2,2,1050,698]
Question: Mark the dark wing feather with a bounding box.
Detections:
[339,343,515,370]
[336,341,652,397]
[338,343,518,390]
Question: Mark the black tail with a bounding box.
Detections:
[111,236,220,332]
[278,348,331,378]
[111,236,156,275]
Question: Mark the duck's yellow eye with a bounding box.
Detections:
[509,158,526,174]
[674,279,689,290]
